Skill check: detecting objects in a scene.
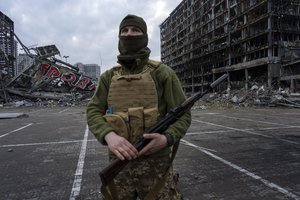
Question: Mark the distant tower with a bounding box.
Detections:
[0,11,17,78]
[17,54,34,74]
[74,62,101,80]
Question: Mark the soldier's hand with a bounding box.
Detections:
[138,133,167,156]
[104,131,138,160]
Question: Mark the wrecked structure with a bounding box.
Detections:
[0,12,96,104]
[160,0,300,95]
[2,41,96,104]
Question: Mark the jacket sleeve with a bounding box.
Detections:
[86,70,114,145]
[154,64,191,143]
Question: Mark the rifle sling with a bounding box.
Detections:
[144,140,180,200]
[101,180,119,200]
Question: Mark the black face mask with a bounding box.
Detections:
[118,34,148,55]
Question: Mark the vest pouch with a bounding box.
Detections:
[128,107,144,143]
[103,112,129,139]
[144,107,159,130]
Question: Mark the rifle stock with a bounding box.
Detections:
[99,73,228,186]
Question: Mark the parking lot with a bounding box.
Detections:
[0,106,299,200]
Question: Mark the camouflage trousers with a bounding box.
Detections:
[103,156,182,200]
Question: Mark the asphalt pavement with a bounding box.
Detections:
[0,106,299,200]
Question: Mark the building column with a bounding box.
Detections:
[290,79,295,93]
[268,63,280,87]
[245,68,248,90]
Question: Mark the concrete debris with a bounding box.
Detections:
[0,112,28,119]
[0,32,95,106]
[199,83,300,109]
[1,34,298,109]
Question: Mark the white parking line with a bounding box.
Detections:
[0,139,98,148]
[69,125,89,200]
[186,125,300,135]
[193,119,272,138]
[192,119,300,145]
[0,123,33,138]
[184,140,300,200]
[181,139,217,152]
[186,130,231,135]
[59,108,70,113]
[218,114,299,127]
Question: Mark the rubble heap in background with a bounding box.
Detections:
[1,33,299,109]
[199,82,300,109]
[0,33,96,107]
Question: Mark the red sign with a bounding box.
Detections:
[35,63,96,90]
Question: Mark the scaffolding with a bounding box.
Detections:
[160,0,300,94]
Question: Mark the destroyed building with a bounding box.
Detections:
[0,11,17,78]
[0,11,97,104]
[160,0,300,95]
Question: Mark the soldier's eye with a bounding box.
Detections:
[121,28,128,33]
[132,28,142,33]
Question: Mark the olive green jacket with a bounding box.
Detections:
[86,61,191,156]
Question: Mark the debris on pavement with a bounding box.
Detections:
[0,112,28,119]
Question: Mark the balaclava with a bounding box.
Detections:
[117,14,151,70]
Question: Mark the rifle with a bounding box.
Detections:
[99,73,228,186]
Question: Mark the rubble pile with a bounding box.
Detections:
[1,33,298,109]
[0,33,96,107]
[0,94,91,108]
[198,83,300,109]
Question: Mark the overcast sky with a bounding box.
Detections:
[1,0,182,73]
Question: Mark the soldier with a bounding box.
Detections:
[87,14,191,200]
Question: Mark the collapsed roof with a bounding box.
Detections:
[1,32,96,103]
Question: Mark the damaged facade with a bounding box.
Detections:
[0,11,17,78]
[0,11,97,104]
[160,0,300,95]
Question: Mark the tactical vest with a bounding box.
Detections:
[104,60,161,144]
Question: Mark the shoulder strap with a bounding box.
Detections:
[101,181,119,200]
